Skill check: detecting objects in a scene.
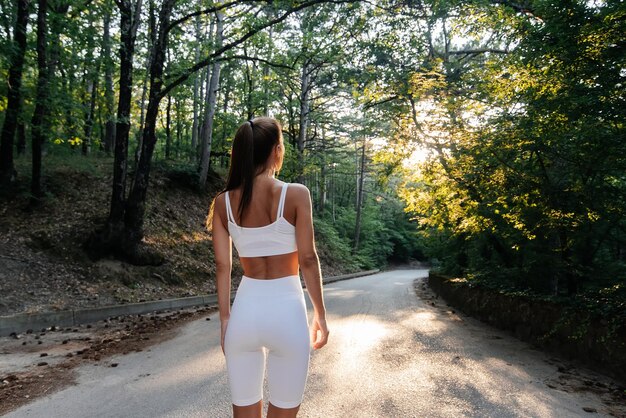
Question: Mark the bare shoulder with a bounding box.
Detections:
[212,191,227,224]
[286,183,311,207]
[213,191,226,208]
[286,182,310,198]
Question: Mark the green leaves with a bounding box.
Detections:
[388,0,626,296]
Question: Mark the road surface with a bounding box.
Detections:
[6,270,620,417]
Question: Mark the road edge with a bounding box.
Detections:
[0,269,379,336]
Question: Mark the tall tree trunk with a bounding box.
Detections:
[220,69,231,167]
[165,93,172,158]
[331,148,336,222]
[16,120,26,156]
[0,0,29,185]
[190,0,202,161]
[83,35,99,156]
[31,0,49,203]
[49,2,71,141]
[59,65,76,142]
[123,0,175,256]
[195,20,213,161]
[197,66,207,158]
[103,4,116,154]
[262,62,271,116]
[262,5,275,116]
[353,143,366,252]
[244,43,254,120]
[106,0,143,234]
[83,65,98,156]
[135,0,155,165]
[175,96,182,158]
[297,63,311,183]
[198,6,223,189]
[318,124,327,212]
[47,2,68,78]
[286,92,297,148]
[262,50,272,116]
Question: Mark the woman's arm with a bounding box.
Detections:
[293,184,329,350]
[211,193,232,354]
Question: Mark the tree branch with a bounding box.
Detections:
[363,95,400,110]
[167,0,258,33]
[161,0,358,98]
[215,54,294,70]
[448,48,509,55]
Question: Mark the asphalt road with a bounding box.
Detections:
[6,270,619,417]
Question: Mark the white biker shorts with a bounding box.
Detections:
[224,275,311,408]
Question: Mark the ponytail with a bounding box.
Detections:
[223,118,282,223]
[235,122,254,220]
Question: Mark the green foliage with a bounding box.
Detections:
[313,187,426,270]
[391,0,626,300]
[313,216,361,272]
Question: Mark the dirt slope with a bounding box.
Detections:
[0,158,350,316]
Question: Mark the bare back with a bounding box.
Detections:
[217,178,299,279]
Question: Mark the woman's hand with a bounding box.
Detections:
[310,314,329,350]
[220,318,229,355]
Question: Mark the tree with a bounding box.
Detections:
[0,0,424,272]
[0,0,29,186]
[30,0,50,202]
[392,0,626,295]
[102,1,116,154]
[86,0,143,257]
[198,4,224,189]
[86,0,361,262]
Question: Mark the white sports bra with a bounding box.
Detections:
[225,182,297,257]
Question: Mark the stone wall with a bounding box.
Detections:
[428,272,626,383]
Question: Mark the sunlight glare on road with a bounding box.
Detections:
[328,315,390,373]
[345,317,389,353]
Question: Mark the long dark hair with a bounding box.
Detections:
[221,117,282,222]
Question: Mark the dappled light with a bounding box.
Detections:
[3,271,621,417]
[300,271,618,417]
[1,0,624,415]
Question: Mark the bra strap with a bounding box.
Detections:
[225,191,236,225]
[276,183,289,218]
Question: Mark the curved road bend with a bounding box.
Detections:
[7,270,620,417]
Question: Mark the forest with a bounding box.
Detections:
[0,0,624,316]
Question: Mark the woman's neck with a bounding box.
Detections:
[255,168,275,179]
